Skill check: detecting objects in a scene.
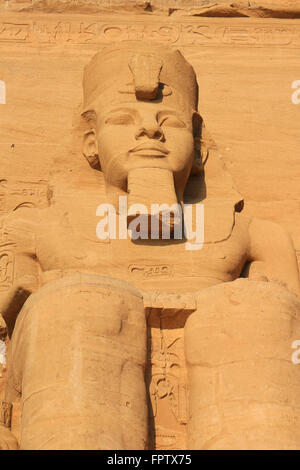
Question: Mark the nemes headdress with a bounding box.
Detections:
[78,41,244,244]
[82,41,198,113]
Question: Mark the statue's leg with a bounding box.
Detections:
[0,341,20,449]
[10,273,147,450]
[185,279,300,450]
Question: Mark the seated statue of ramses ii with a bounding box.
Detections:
[0,41,300,450]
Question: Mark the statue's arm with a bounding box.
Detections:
[0,209,40,449]
[0,401,18,449]
[0,209,40,336]
[247,217,300,296]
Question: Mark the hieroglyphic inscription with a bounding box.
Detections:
[148,323,188,450]
[0,23,30,43]
[0,18,300,48]
[0,249,14,291]
[0,179,48,213]
[129,264,173,279]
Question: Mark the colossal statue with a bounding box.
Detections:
[0,41,300,450]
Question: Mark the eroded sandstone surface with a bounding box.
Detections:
[0,0,300,450]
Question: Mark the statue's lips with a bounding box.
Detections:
[129,142,169,157]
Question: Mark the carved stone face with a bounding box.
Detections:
[82,43,200,219]
[93,100,195,194]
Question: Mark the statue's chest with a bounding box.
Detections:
[106,224,248,292]
[36,207,249,292]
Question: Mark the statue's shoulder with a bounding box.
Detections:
[3,206,43,231]
[0,207,48,252]
[235,212,291,243]
[248,216,293,248]
[245,215,300,296]
[234,212,295,257]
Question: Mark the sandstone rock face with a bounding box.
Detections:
[0,0,300,450]
[6,1,300,18]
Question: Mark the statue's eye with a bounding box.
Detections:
[159,116,186,128]
[105,114,134,125]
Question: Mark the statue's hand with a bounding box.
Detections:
[0,426,19,450]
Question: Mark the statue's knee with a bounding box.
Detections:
[11,273,146,380]
[16,273,143,333]
[185,279,300,367]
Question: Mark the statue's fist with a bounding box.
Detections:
[0,427,19,450]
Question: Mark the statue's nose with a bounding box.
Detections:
[135,123,164,141]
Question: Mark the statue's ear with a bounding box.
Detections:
[191,111,216,176]
[192,111,202,138]
[191,112,204,176]
[81,110,101,171]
